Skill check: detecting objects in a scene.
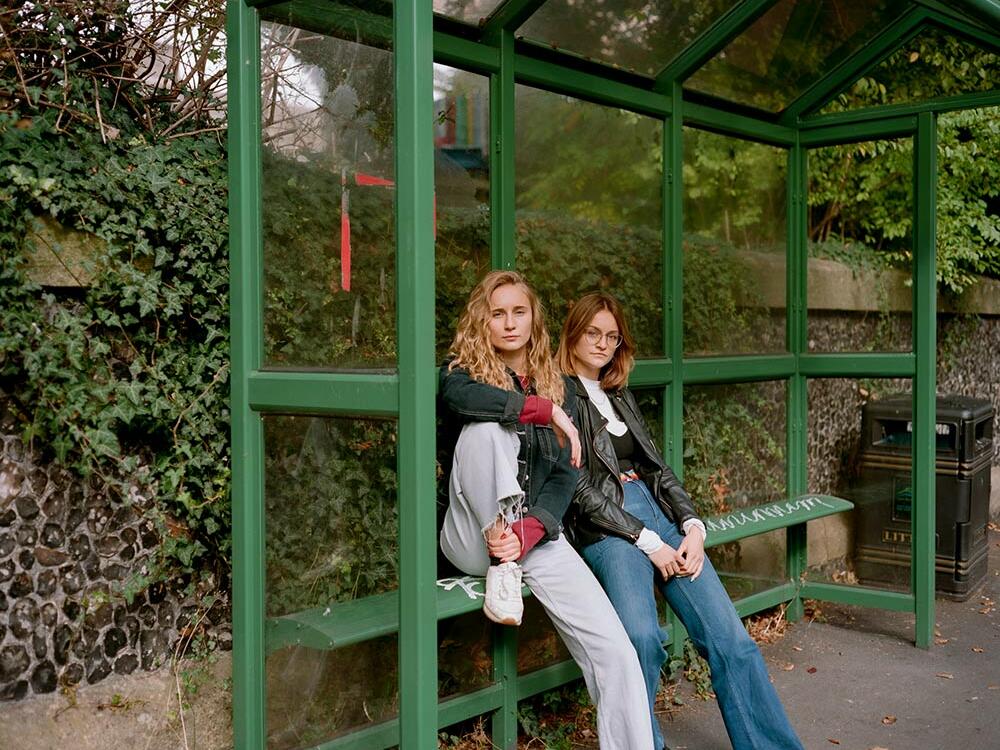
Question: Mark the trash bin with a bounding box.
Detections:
[853,394,993,601]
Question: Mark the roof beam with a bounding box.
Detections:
[949,0,1000,31]
[653,0,781,92]
[481,0,548,42]
[779,6,927,126]
[800,88,1000,131]
[922,7,1000,55]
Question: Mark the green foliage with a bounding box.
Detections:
[517,683,595,750]
[0,3,230,577]
[815,29,1000,294]
[683,382,786,517]
[264,416,398,616]
[668,639,713,702]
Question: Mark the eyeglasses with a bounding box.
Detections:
[583,327,622,349]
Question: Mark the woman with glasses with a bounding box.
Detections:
[556,291,804,750]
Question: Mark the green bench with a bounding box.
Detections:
[265,493,853,654]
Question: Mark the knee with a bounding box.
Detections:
[623,620,667,665]
[456,421,511,452]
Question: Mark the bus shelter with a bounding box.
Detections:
[226,1,1000,747]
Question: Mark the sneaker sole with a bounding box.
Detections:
[483,603,521,626]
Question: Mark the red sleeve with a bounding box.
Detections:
[519,395,553,425]
[511,516,547,561]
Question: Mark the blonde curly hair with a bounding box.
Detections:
[448,270,565,404]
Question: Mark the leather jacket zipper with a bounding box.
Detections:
[591,419,640,542]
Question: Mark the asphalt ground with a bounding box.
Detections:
[658,528,1000,750]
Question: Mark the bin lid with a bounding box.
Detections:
[863,393,994,421]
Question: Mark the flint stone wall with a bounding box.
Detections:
[0,435,230,701]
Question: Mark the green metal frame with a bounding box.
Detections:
[227,0,999,746]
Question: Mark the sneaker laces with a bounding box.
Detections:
[436,576,484,599]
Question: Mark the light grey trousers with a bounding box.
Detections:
[440,422,655,750]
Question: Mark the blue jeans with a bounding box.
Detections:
[581,480,804,750]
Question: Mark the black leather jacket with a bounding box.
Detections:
[438,364,579,541]
[564,376,700,549]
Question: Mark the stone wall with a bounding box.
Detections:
[0,436,230,702]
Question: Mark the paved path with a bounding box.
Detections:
[660,528,1000,750]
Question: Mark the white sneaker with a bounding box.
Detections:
[483,561,523,625]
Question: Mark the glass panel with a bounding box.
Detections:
[820,27,1000,114]
[517,0,736,77]
[684,381,787,596]
[806,378,913,595]
[515,86,664,357]
[267,639,398,749]
[686,0,910,112]
[435,65,492,362]
[518,597,572,674]
[434,0,505,25]
[807,139,913,353]
[265,416,398,617]
[261,22,396,369]
[633,387,664,450]
[683,128,787,356]
[438,610,493,700]
[264,415,399,747]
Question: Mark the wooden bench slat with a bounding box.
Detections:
[265,493,854,653]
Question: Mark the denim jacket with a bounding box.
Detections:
[438,364,579,541]
[564,376,699,549]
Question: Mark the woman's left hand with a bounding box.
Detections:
[487,528,522,563]
[677,529,705,581]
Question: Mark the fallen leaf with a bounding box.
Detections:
[868,746,891,750]
[935,638,949,645]
[782,663,795,671]
[881,715,897,725]
[793,646,803,652]
[988,685,999,690]
[908,51,920,63]
[972,647,984,653]
[807,666,818,674]
[934,629,942,637]
[827,739,841,745]
[936,672,954,679]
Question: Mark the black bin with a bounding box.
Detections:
[853,394,993,600]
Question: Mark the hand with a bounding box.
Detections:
[551,404,582,468]
[677,528,706,581]
[648,543,684,580]
[486,526,522,563]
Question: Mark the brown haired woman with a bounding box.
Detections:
[439,271,655,749]
[557,291,804,750]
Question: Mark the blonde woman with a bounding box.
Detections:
[439,270,654,750]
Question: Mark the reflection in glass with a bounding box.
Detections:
[265,416,398,618]
[434,0,505,25]
[517,0,735,77]
[261,22,396,368]
[434,65,491,361]
[438,610,493,699]
[820,27,1000,114]
[684,382,787,590]
[633,388,664,450]
[518,597,572,674]
[515,86,663,356]
[683,128,786,355]
[806,378,913,592]
[687,0,909,112]
[266,638,398,750]
[807,139,912,353]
